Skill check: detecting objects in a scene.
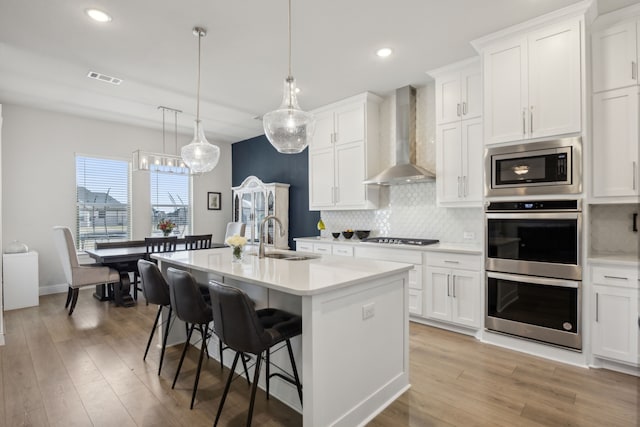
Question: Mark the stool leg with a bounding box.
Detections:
[265,348,270,400]
[286,339,303,405]
[219,340,223,371]
[246,352,263,427]
[214,352,240,427]
[190,324,207,409]
[158,306,172,375]
[240,353,251,386]
[172,324,194,389]
[144,305,162,361]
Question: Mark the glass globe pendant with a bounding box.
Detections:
[263,76,315,153]
[181,27,220,174]
[263,0,315,154]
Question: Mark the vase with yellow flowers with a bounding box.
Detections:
[225,234,248,263]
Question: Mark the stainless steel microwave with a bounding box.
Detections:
[485,137,582,197]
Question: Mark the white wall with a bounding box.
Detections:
[1,103,232,292]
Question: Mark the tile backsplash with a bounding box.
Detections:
[320,182,483,243]
[590,204,640,256]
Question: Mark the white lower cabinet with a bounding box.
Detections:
[591,264,639,365]
[425,252,481,328]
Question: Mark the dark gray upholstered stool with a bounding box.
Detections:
[137,259,173,375]
[167,268,249,410]
[208,280,303,427]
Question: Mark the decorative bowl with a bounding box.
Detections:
[331,232,341,239]
[355,230,371,240]
[342,231,354,239]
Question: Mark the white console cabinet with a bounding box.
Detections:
[3,251,39,310]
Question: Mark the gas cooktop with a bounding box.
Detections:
[361,237,440,246]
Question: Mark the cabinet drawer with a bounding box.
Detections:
[409,266,422,290]
[592,265,638,289]
[332,245,354,257]
[409,289,423,317]
[426,252,481,270]
[313,243,333,254]
[296,242,313,252]
[354,246,422,265]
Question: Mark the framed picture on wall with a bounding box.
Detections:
[207,192,221,210]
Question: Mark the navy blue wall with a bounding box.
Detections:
[232,135,319,249]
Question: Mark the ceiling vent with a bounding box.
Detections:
[87,71,122,85]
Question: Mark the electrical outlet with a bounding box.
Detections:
[463,231,475,240]
[362,303,375,320]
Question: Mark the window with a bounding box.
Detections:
[150,166,190,236]
[76,156,130,250]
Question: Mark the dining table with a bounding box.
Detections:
[85,241,227,307]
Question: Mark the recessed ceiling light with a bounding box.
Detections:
[85,8,112,23]
[376,47,393,58]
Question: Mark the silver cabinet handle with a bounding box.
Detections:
[457,103,461,117]
[530,106,534,134]
[446,274,451,296]
[633,161,637,190]
[595,293,599,322]
[462,102,467,115]
[457,176,461,198]
[522,109,526,135]
[452,275,456,298]
[444,260,459,264]
[604,275,628,281]
[463,176,468,197]
[335,187,339,204]
[633,61,637,80]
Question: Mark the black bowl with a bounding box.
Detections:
[342,231,354,239]
[331,232,340,239]
[355,230,371,240]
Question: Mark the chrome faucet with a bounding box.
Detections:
[258,215,285,258]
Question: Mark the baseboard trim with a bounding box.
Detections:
[40,283,68,296]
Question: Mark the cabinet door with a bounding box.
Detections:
[450,269,481,328]
[483,37,528,144]
[592,21,638,92]
[435,72,462,125]
[425,266,452,322]
[461,67,482,120]
[528,19,581,139]
[592,285,639,364]
[436,122,463,204]
[334,102,364,146]
[311,110,335,151]
[409,289,423,317]
[334,141,366,208]
[309,147,335,209]
[461,118,483,204]
[592,87,639,198]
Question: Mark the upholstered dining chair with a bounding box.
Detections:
[137,259,173,375]
[52,226,121,315]
[208,280,303,426]
[184,234,212,250]
[224,222,246,242]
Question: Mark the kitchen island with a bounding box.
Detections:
[152,247,413,427]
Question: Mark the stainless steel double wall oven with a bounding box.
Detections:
[484,138,583,350]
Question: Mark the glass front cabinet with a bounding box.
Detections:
[232,175,290,249]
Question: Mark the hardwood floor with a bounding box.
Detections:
[1,290,638,426]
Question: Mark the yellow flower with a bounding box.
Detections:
[225,234,247,247]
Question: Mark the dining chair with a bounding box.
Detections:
[184,234,212,250]
[224,222,246,242]
[208,280,303,426]
[52,226,121,315]
[136,236,178,301]
[138,259,174,375]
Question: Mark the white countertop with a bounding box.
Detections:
[295,236,482,255]
[152,247,413,296]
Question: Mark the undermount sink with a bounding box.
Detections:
[255,253,319,261]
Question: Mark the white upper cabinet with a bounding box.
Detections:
[592,20,638,93]
[429,58,483,207]
[592,87,639,199]
[434,61,482,125]
[481,18,582,144]
[308,92,382,210]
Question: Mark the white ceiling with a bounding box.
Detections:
[0,0,636,144]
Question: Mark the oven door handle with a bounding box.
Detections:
[486,212,580,219]
[487,271,579,289]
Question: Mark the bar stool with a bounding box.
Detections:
[167,268,250,409]
[208,280,303,427]
[137,259,173,375]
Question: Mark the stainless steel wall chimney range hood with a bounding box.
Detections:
[364,85,435,185]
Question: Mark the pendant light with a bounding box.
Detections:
[133,106,189,175]
[262,0,315,154]
[180,27,220,174]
